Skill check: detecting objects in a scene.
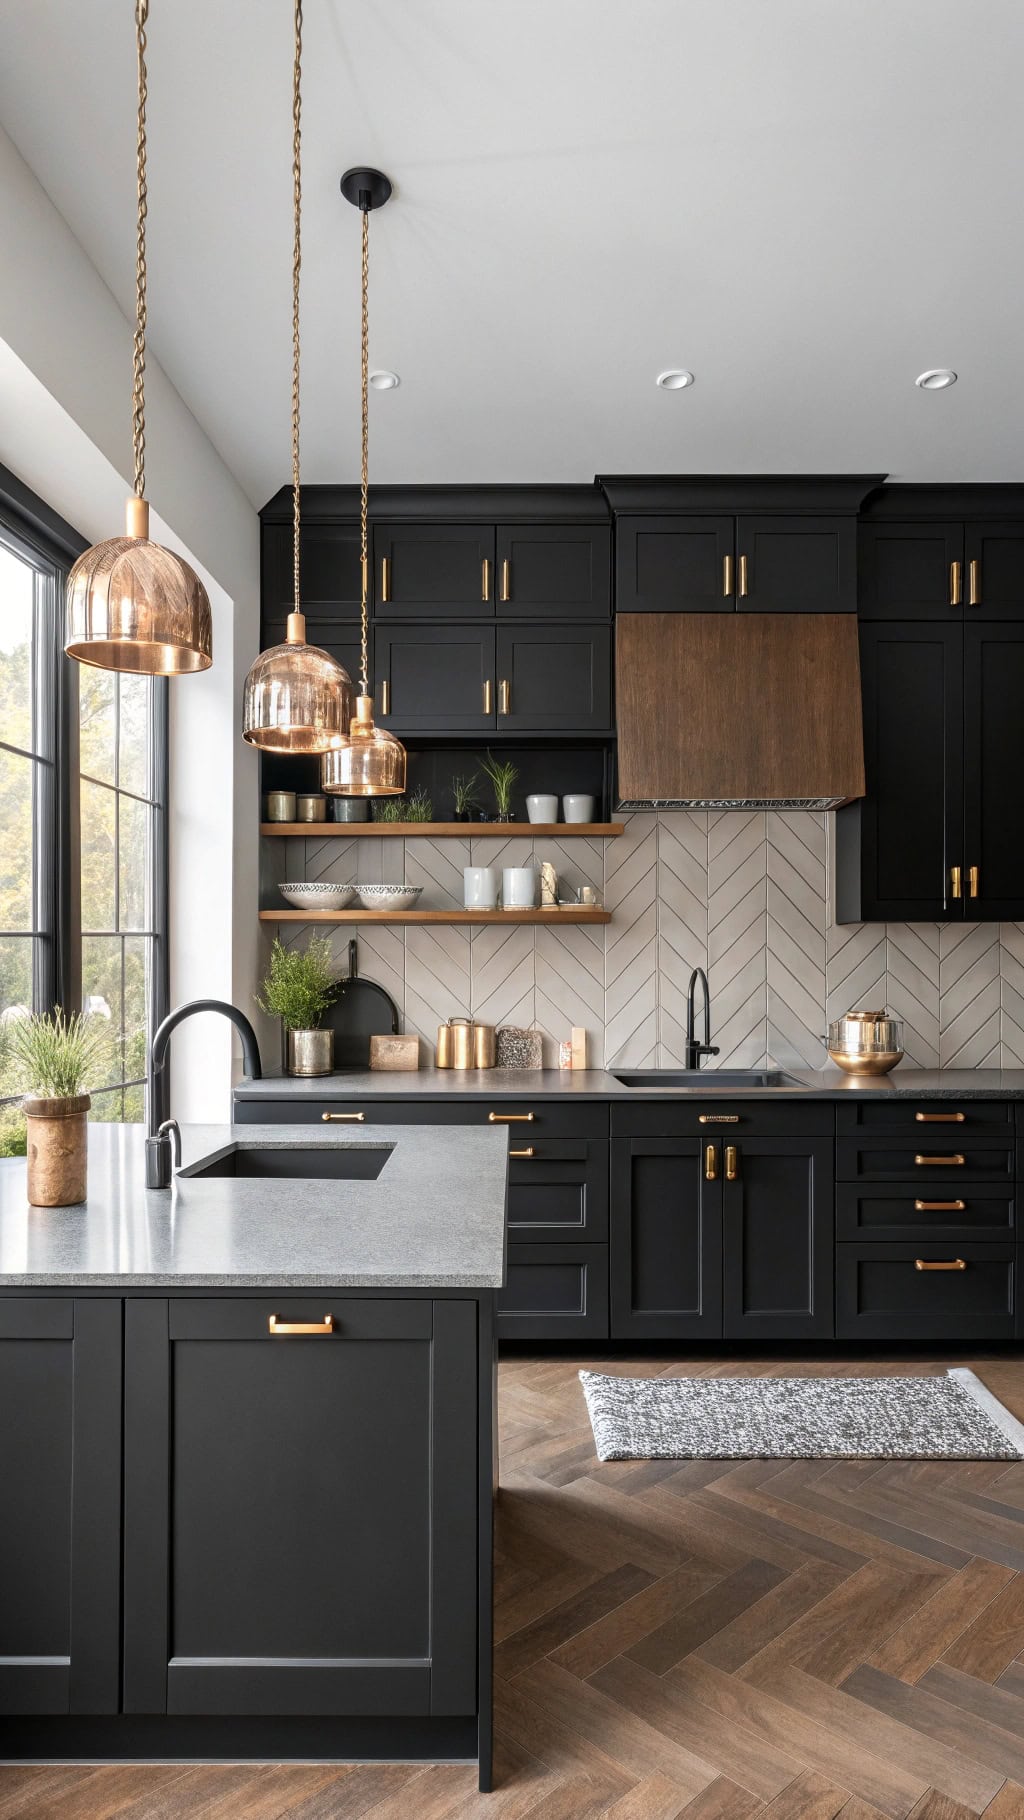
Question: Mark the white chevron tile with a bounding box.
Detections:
[470,834,534,872]
[708,812,767,1067]
[766,814,826,1069]
[885,923,940,1067]
[826,921,885,1023]
[536,922,606,1067]
[1000,924,1024,1064]
[533,836,603,903]
[302,833,357,885]
[658,813,708,1067]
[405,925,471,1056]
[940,923,1000,1067]
[404,835,470,910]
[604,815,657,1066]
[470,922,535,1032]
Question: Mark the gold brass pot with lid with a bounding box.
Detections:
[827,1010,905,1075]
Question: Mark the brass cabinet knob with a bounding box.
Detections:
[725,1144,739,1181]
[949,560,963,606]
[968,558,980,606]
[915,1199,966,1211]
[704,1143,718,1181]
[914,1152,965,1166]
[915,1111,965,1123]
[498,678,511,715]
[481,557,491,601]
[322,1111,365,1122]
[738,554,749,598]
[968,864,979,899]
[914,1259,966,1272]
[500,558,511,602]
[380,678,391,716]
[268,1313,334,1334]
[722,553,733,598]
[483,679,493,714]
[380,556,390,603]
[950,865,962,899]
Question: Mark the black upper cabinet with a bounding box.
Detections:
[735,516,856,613]
[374,524,495,618]
[721,1137,834,1339]
[964,622,1024,918]
[858,522,964,620]
[615,513,855,613]
[615,516,734,613]
[495,524,610,618]
[610,1138,722,1339]
[376,624,493,732]
[495,624,612,732]
[964,523,1024,620]
[262,521,363,620]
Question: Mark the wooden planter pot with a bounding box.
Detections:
[24,1094,91,1207]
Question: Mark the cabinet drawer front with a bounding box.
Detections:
[498,1243,608,1339]
[612,1101,833,1139]
[837,1138,1014,1182]
[239,1098,609,1139]
[837,1184,1016,1242]
[837,1100,1013,1135]
[837,1243,1015,1340]
[168,1299,432,1342]
[507,1139,608,1241]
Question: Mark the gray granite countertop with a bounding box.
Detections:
[234,1066,1024,1100]
[0,1122,509,1289]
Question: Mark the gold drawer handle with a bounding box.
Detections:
[699,1113,739,1124]
[500,557,511,602]
[915,1199,966,1211]
[322,1111,365,1122]
[380,678,391,716]
[722,553,733,597]
[738,553,749,597]
[705,1143,718,1182]
[269,1314,334,1335]
[915,1112,965,1123]
[498,678,511,715]
[380,556,390,602]
[915,1153,965,1166]
[968,557,980,606]
[489,1111,535,1123]
[483,678,493,714]
[914,1259,966,1272]
[950,865,962,899]
[482,557,491,601]
[725,1144,739,1182]
[510,1146,535,1158]
[949,559,962,606]
[969,864,979,899]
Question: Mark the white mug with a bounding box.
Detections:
[526,794,559,824]
[562,794,596,824]
[464,865,499,909]
[502,866,537,909]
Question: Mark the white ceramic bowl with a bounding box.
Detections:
[356,883,423,911]
[280,881,355,911]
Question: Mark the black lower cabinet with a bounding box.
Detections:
[610,1139,722,1339]
[837,1244,1016,1341]
[499,1245,608,1339]
[722,1138,834,1340]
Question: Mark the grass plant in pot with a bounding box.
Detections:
[480,752,518,823]
[257,934,337,1076]
[7,1009,110,1206]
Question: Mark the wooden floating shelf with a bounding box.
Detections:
[259,907,612,925]
[260,822,624,838]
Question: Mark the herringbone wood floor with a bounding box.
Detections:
[4,1355,1024,1820]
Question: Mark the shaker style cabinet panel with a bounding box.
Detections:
[610,1139,722,1338]
[495,525,611,618]
[375,624,495,731]
[373,524,496,617]
[262,520,364,620]
[494,624,612,732]
[734,515,856,613]
[615,516,735,613]
[0,1299,122,1717]
[498,1244,609,1340]
[963,523,1024,620]
[857,522,964,620]
[963,623,1024,920]
[721,1137,834,1339]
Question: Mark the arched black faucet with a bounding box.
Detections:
[145,999,263,1187]
[685,968,720,1071]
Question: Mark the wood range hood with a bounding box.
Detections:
[615,613,866,810]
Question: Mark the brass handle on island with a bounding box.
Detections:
[914,1259,966,1272]
[322,1111,365,1122]
[915,1152,965,1166]
[489,1111,535,1123]
[269,1313,334,1335]
[510,1146,535,1158]
[915,1111,965,1123]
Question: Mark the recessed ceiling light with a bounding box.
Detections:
[916,368,957,390]
[656,369,694,390]
[369,369,400,390]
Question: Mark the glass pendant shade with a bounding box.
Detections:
[322,694,406,795]
[242,611,353,753]
[65,498,212,675]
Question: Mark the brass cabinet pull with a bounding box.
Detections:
[699,1113,739,1123]
[969,864,979,899]
[738,554,749,597]
[322,1111,365,1122]
[914,1259,966,1272]
[483,679,493,714]
[489,1111,535,1123]
[915,1152,965,1166]
[380,678,390,716]
[705,1143,718,1181]
[722,553,733,597]
[501,558,511,602]
[915,1199,966,1211]
[950,865,962,899]
[725,1144,739,1181]
[915,1111,965,1123]
[498,678,511,715]
[509,1146,535,1158]
[482,557,491,601]
[380,556,390,603]
[968,558,981,606]
[949,560,962,605]
[269,1313,334,1335]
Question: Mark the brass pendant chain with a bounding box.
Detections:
[132,0,149,501]
[359,204,370,697]
[291,0,303,618]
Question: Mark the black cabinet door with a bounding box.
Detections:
[495,525,610,618]
[123,1297,477,1719]
[835,622,963,922]
[964,523,1024,621]
[494,624,612,732]
[615,516,734,612]
[735,516,856,613]
[498,1244,609,1340]
[506,1140,609,1243]
[722,1138,834,1339]
[610,1139,722,1338]
[0,1299,121,1717]
[858,522,964,620]
[376,624,495,731]
[374,525,495,617]
[964,622,1024,919]
[262,521,364,621]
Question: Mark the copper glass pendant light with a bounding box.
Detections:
[242,0,352,753]
[65,0,212,677]
[322,170,406,796]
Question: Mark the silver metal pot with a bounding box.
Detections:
[286,1028,333,1076]
[826,1010,904,1075]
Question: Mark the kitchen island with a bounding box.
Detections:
[0,1121,507,1788]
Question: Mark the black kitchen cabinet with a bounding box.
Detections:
[495,624,612,732]
[837,1243,1016,1341]
[0,1299,122,1716]
[123,1296,478,1719]
[964,524,1024,620]
[376,624,494,732]
[615,513,855,613]
[262,520,363,619]
[963,622,1024,918]
[375,623,611,735]
[615,516,735,613]
[495,524,610,618]
[506,1139,608,1243]
[610,1138,722,1338]
[858,522,964,621]
[499,1244,609,1339]
[721,1136,834,1339]
[734,516,855,613]
[374,524,495,617]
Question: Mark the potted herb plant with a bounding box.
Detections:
[256,934,337,1076]
[480,751,518,823]
[7,1008,110,1206]
[450,773,479,822]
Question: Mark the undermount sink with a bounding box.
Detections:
[611,1069,802,1089]
[181,1144,393,1182]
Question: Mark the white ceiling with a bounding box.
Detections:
[1,0,1022,506]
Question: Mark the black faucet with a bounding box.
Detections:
[145,999,263,1188]
[684,967,720,1071]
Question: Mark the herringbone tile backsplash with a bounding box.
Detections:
[270,815,1024,1069]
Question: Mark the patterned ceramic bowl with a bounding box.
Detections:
[279,882,355,911]
[356,884,423,911]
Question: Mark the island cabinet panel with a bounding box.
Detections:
[0,1299,122,1716]
[373,524,495,617]
[610,1139,722,1339]
[722,1137,834,1339]
[240,1098,609,1140]
[495,524,610,618]
[123,1297,478,1719]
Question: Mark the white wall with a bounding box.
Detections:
[0,125,262,1120]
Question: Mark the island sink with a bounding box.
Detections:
[180,1142,393,1181]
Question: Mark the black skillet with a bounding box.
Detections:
[325,938,401,1067]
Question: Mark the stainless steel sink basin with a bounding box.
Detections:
[611,1069,802,1089]
[181,1144,393,1181]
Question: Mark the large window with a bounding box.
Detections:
[0,525,61,1017]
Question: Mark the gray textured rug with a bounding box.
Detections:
[579,1368,1024,1462]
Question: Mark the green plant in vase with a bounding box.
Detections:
[404,787,433,822]
[450,773,480,822]
[7,1008,112,1206]
[480,751,518,822]
[370,798,404,822]
[256,934,337,1077]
